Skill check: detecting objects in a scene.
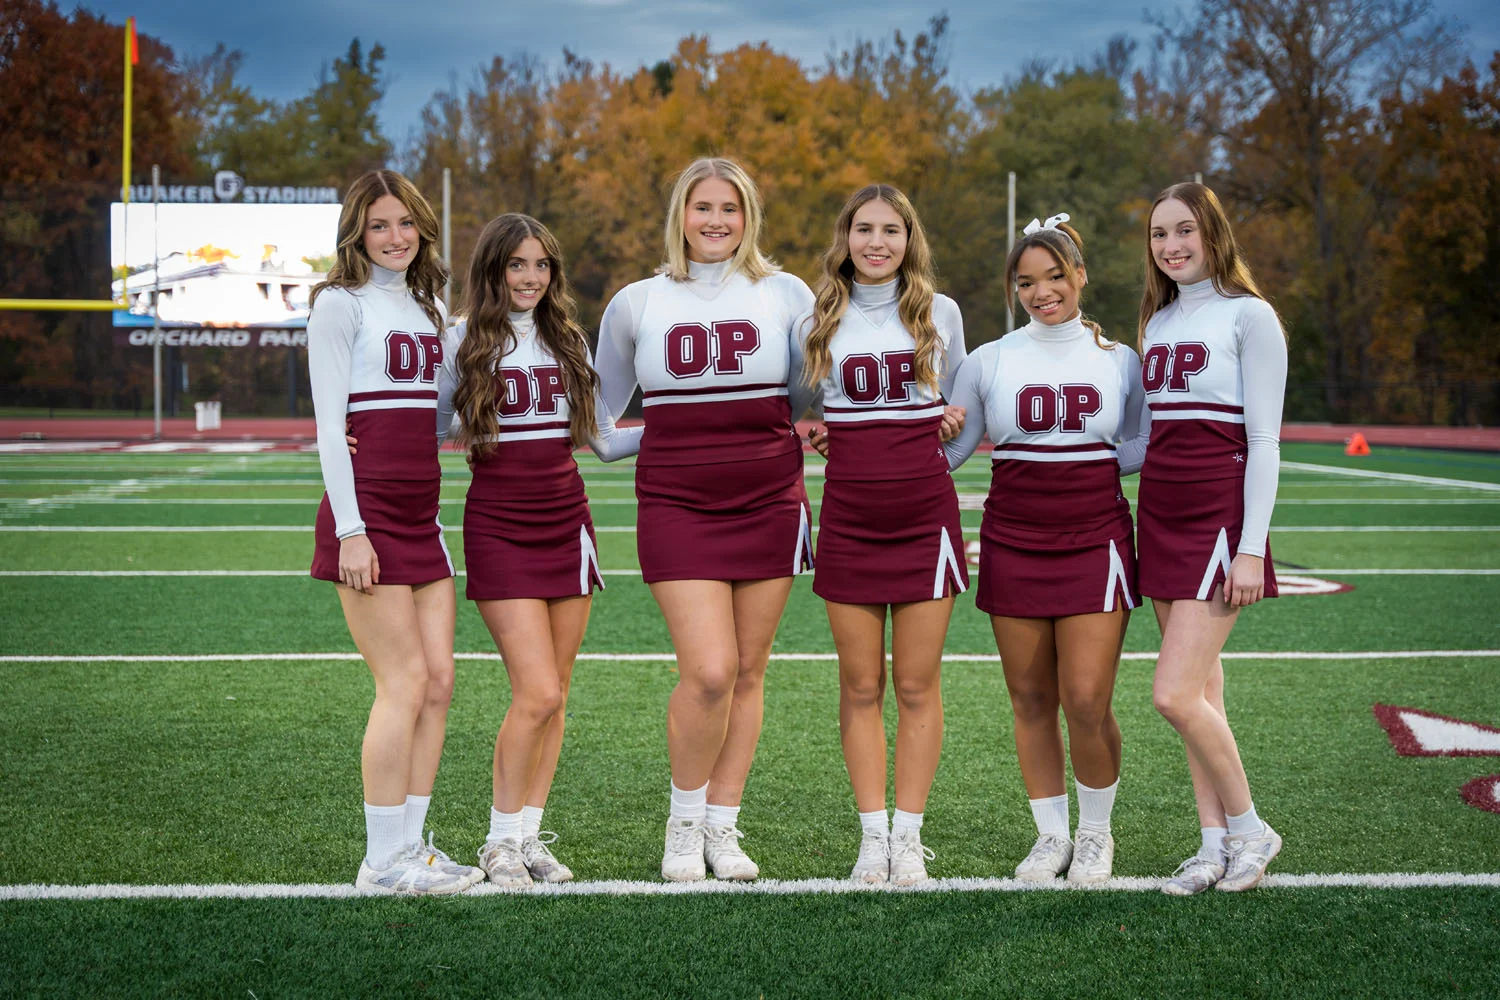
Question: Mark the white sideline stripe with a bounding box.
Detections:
[4,524,1498,534]
[3,650,1498,664]
[1,568,1498,579]
[3,871,1498,901]
[1282,460,1500,493]
[8,496,1500,507]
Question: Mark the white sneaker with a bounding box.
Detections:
[1161,852,1226,896]
[1066,829,1115,885]
[662,817,706,882]
[1217,824,1282,892]
[521,832,574,884]
[355,845,472,895]
[850,831,890,884]
[478,837,533,888]
[1014,834,1073,882]
[888,829,934,886]
[703,824,759,880]
[419,832,485,887]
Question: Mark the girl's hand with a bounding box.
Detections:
[339,534,380,594]
[345,418,357,455]
[940,405,966,442]
[808,424,830,458]
[1224,553,1265,608]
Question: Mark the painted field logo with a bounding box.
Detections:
[1373,704,1500,816]
[1274,574,1355,596]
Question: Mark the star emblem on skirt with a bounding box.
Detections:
[1234,453,1245,463]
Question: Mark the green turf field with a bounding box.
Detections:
[1,441,1498,997]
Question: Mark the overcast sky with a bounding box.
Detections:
[80,0,1500,148]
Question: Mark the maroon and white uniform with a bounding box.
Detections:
[1133,279,1286,601]
[596,259,815,583]
[945,315,1145,618]
[436,312,643,602]
[798,280,969,604]
[309,264,453,585]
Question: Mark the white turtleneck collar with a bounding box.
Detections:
[1022,313,1087,343]
[509,309,536,336]
[688,258,733,283]
[850,277,899,308]
[368,262,407,292]
[1177,277,1219,304]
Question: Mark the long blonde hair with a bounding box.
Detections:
[311,169,447,334]
[452,214,599,463]
[659,157,778,283]
[1138,182,1279,342]
[803,184,942,393]
[1005,221,1113,350]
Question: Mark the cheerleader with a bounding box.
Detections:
[595,158,815,882]
[309,169,481,894]
[435,214,642,886]
[797,185,968,885]
[943,215,1145,885]
[1135,183,1287,894]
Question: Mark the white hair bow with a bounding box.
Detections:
[1022,213,1071,236]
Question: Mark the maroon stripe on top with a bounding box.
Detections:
[1149,401,1244,414]
[993,442,1117,454]
[348,389,440,403]
[824,401,943,414]
[642,382,786,400]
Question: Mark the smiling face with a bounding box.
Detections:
[683,177,745,263]
[362,193,419,272]
[1014,244,1085,325]
[1149,197,1209,285]
[846,198,908,284]
[504,236,551,312]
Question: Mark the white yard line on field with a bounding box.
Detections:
[1281,460,1500,493]
[3,650,1498,664]
[2,871,1497,901]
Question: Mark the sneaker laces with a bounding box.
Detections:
[665,819,703,854]
[1025,834,1070,863]
[891,834,935,865]
[523,831,561,864]
[423,831,455,864]
[1073,833,1108,868]
[705,825,748,853]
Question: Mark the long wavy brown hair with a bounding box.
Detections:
[452,214,599,463]
[1137,182,1279,343]
[310,169,447,334]
[803,184,941,393]
[1004,221,1113,350]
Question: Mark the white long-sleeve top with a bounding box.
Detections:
[793,278,967,481]
[1137,278,1288,557]
[433,311,642,463]
[308,264,445,539]
[594,259,814,467]
[944,315,1143,547]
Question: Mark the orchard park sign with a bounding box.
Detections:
[126,171,339,204]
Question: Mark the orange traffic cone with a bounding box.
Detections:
[1344,432,1371,456]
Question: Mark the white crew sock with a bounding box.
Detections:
[488,807,523,845]
[1029,794,1071,839]
[1075,779,1118,834]
[669,781,708,822]
[521,805,544,839]
[1200,826,1228,862]
[1226,804,1264,838]
[403,794,431,846]
[892,809,923,837]
[364,802,407,868]
[858,810,890,838]
[705,803,740,830]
